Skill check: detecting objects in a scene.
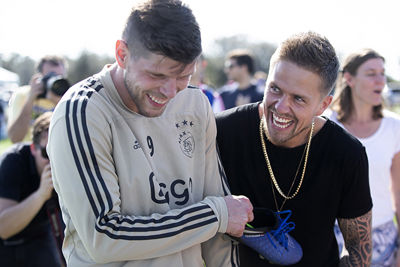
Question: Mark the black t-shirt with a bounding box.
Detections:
[216,103,372,267]
[0,143,51,242]
[220,84,264,109]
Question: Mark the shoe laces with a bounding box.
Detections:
[267,210,295,250]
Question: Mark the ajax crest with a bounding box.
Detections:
[179,131,195,158]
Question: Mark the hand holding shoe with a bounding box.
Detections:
[224,195,254,237]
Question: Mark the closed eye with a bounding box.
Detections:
[148,72,166,79]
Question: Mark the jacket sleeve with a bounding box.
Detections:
[200,99,238,267]
[47,92,229,263]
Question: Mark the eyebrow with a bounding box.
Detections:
[146,68,193,79]
[364,67,385,72]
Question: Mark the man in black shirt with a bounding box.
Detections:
[216,32,372,266]
[0,112,64,266]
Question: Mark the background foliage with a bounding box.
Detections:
[0,35,277,89]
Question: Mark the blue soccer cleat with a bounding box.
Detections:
[233,209,303,265]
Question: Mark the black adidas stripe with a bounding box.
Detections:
[95,217,218,240]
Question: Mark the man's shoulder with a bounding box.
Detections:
[0,143,30,167]
[217,102,258,117]
[14,85,30,95]
[321,118,365,154]
[164,87,212,118]
[51,76,106,127]
[216,102,259,130]
[177,86,208,102]
[59,76,104,104]
[8,85,29,107]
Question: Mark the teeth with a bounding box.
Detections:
[273,114,291,123]
[148,94,167,104]
[272,113,292,128]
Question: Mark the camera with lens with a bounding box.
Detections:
[37,72,70,99]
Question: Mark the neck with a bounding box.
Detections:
[237,74,252,89]
[259,118,314,201]
[110,64,135,110]
[347,99,376,124]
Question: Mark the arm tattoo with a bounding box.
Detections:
[338,210,372,267]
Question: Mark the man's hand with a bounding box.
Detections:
[394,246,400,267]
[37,164,54,202]
[28,73,45,101]
[224,195,254,237]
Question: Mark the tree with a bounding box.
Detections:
[0,53,35,85]
[67,51,114,84]
[204,35,277,88]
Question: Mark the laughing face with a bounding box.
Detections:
[123,52,196,117]
[261,60,331,148]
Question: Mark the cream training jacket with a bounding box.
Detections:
[48,64,237,266]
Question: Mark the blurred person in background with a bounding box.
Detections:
[190,55,225,112]
[0,112,64,266]
[254,70,268,93]
[219,49,264,109]
[7,55,69,143]
[327,48,400,267]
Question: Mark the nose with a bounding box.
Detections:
[160,78,177,99]
[376,74,386,85]
[274,95,290,114]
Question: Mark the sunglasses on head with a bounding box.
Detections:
[225,61,239,70]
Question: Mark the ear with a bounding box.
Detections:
[316,95,332,116]
[115,40,129,69]
[343,72,354,88]
[30,143,37,156]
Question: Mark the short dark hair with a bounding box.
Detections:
[36,55,66,74]
[332,48,385,122]
[271,31,339,96]
[122,0,202,64]
[32,112,52,146]
[227,49,255,74]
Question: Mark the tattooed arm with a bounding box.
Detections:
[390,151,400,267]
[338,210,372,267]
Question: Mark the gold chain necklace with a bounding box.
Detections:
[269,142,307,211]
[259,119,314,201]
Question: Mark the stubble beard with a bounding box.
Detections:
[123,72,156,117]
[265,108,309,147]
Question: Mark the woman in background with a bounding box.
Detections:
[328,48,400,266]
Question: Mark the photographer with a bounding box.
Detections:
[0,112,65,266]
[7,55,70,143]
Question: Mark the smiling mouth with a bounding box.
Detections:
[148,93,167,105]
[272,113,293,129]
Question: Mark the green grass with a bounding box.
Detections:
[0,138,12,155]
[391,105,400,115]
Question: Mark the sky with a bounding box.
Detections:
[1,0,400,79]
